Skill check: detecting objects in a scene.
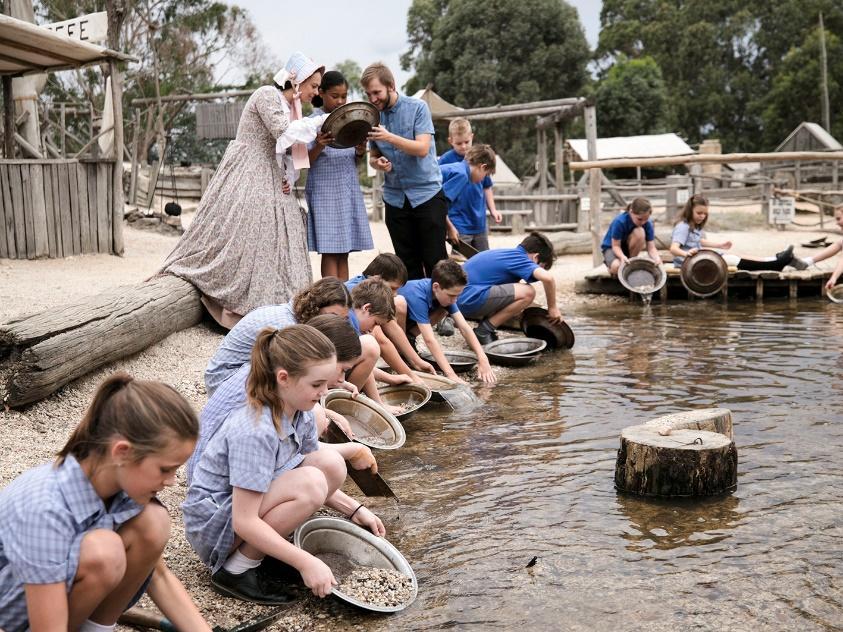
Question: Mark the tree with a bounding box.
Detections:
[594,55,669,137]
[597,0,843,151]
[334,59,363,100]
[401,0,591,177]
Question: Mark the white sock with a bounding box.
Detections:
[79,621,115,632]
[222,549,263,575]
[804,256,815,266]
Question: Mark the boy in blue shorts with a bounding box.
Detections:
[439,118,501,251]
[458,232,562,345]
[397,259,496,384]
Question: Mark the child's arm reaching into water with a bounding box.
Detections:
[646,239,663,265]
[532,267,563,323]
[452,312,496,384]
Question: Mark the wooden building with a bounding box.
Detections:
[0,14,134,260]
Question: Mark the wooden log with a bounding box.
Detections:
[615,424,738,497]
[0,275,203,408]
[643,408,733,440]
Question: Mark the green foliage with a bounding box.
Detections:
[402,0,590,177]
[334,59,364,100]
[594,55,669,137]
[597,0,843,151]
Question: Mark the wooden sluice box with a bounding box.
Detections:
[575,265,832,301]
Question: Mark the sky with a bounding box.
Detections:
[226,0,603,91]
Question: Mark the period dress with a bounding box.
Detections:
[161,86,315,317]
[305,108,373,254]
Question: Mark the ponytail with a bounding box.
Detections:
[247,324,336,429]
[57,372,198,465]
[293,277,351,323]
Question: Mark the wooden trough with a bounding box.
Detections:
[0,275,202,407]
[576,265,832,301]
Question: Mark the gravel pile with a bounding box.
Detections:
[337,567,413,608]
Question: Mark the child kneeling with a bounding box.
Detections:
[184,325,385,603]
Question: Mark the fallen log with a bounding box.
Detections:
[549,228,674,256]
[614,408,738,497]
[1,274,203,408]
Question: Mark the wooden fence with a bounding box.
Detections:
[0,159,118,259]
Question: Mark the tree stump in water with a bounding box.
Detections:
[0,275,203,407]
[615,408,738,497]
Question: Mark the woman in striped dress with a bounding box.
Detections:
[306,71,374,281]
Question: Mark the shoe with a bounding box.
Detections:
[436,316,455,337]
[776,245,794,261]
[259,556,303,584]
[473,326,497,346]
[789,256,809,270]
[211,566,299,605]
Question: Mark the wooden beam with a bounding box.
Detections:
[584,105,601,265]
[571,151,843,171]
[109,57,124,254]
[2,73,12,157]
[0,34,81,64]
[130,89,252,105]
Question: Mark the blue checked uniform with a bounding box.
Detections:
[0,456,143,632]
[370,95,441,208]
[397,278,459,325]
[670,221,704,267]
[183,403,318,573]
[205,303,297,395]
[305,108,373,254]
[457,246,540,317]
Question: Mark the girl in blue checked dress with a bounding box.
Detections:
[306,71,374,281]
[183,325,385,604]
[0,374,210,632]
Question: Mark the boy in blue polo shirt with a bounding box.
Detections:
[600,197,662,276]
[458,232,563,345]
[397,259,496,384]
[439,119,501,252]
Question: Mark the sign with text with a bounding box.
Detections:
[768,196,795,225]
[677,189,690,205]
[43,12,108,43]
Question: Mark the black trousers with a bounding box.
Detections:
[385,189,448,280]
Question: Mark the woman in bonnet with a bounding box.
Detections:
[160,52,326,329]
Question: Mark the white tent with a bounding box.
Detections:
[567,133,694,161]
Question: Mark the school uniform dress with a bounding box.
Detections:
[670,221,704,267]
[457,246,539,318]
[397,278,459,328]
[183,404,319,573]
[204,302,298,395]
[305,108,373,255]
[0,456,143,632]
[370,95,446,280]
[439,152,493,250]
[161,86,315,318]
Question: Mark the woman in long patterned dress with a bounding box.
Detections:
[161,53,325,328]
[306,71,374,280]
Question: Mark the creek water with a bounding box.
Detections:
[343,301,843,631]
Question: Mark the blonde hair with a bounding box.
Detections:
[57,373,198,465]
[247,325,336,429]
[361,62,395,89]
[448,117,472,137]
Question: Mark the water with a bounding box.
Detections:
[347,301,843,631]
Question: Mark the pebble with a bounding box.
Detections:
[337,567,413,608]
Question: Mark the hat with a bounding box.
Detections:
[273,52,324,87]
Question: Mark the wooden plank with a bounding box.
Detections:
[96,162,108,252]
[50,164,63,257]
[76,163,91,253]
[86,163,97,251]
[0,164,12,259]
[19,164,36,259]
[106,162,113,253]
[66,162,81,254]
[28,164,49,258]
[56,162,73,256]
[42,164,56,257]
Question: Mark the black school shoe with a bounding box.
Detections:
[259,555,302,584]
[211,566,299,605]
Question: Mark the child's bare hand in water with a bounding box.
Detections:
[349,445,378,473]
[351,505,386,537]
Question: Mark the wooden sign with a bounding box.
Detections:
[43,12,108,43]
[768,196,795,225]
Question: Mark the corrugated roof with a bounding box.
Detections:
[567,133,694,161]
[0,13,135,76]
[775,122,843,152]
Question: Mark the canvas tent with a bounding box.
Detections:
[567,133,695,162]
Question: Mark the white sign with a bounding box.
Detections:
[580,196,590,211]
[768,196,795,225]
[677,189,690,204]
[43,12,108,44]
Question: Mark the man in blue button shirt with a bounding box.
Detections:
[362,62,448,280]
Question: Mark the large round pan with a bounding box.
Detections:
[680,250,728,298]
[618,257,667,295]
[321,102,379,149]
[520,307,575,349]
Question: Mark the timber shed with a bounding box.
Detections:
[0,13,134,260]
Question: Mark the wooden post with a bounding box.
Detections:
[3,76,13,159]
[60,103,66,156]
[584,105,602,266]
[553,122,563,190]
[537,126,547,226]
[107,0,126,255]
[819,12,831,133]
[129,108,140,204]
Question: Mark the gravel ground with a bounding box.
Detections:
[1,206,839,629]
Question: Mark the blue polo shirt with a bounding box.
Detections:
[457,246,540,315]
[600,212,656,251]
[441,160,494,235]
[345,274,366,291]
[370,95,441,208]
[397,278,459,325]
[439,149,493,188]
[348,308,361,334]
